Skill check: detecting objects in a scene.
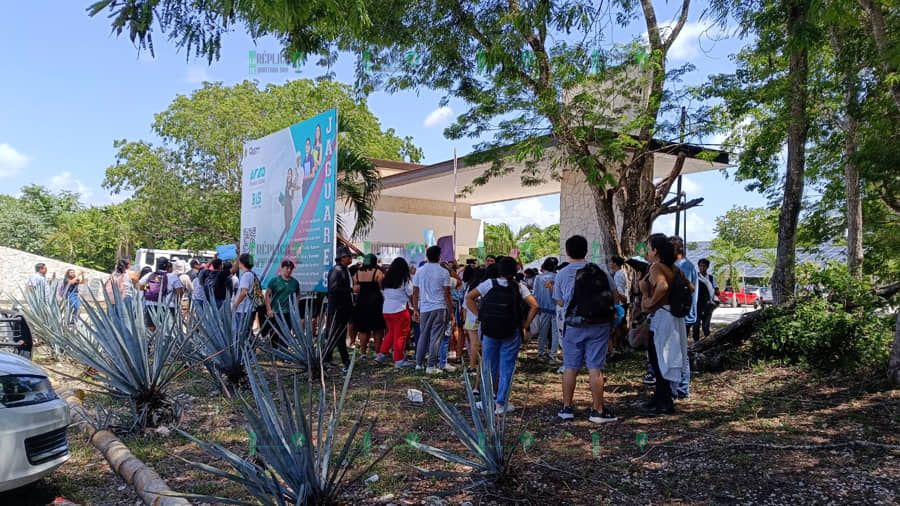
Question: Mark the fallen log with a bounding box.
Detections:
[60,390,190,506]
[690,306,792,372]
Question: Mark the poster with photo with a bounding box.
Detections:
[240,108,338,292]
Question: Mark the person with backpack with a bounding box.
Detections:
[638,233,692,416]
[139,257,184,330]
[553,235,618,423]
[670,236,697,399]
[232,253,264,337]
[533,257,560,362]
[465,256,538,415]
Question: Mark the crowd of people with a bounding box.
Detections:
[21,230,720,421]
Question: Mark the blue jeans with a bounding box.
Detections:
[481,332,521,406]
[535,311,559,358]
[438,320,452,367]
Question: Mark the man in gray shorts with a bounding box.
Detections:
[553,235,618,424]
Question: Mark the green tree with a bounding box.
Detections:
[713,206,779,249]
[0,186,83,257]
[89,0,708,258]
[484,223,515,259]
[104,79,420,248]
[708,239,756,302]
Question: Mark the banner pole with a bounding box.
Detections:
[453,148,458,262]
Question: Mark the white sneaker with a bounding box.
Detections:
[425,366,442,375]
[495,402,515,415]
[442,363,458,373]
[415,365,424,371]
[475,400,484,410]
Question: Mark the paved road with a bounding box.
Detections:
[710,306,756,326]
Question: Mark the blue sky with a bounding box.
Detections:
[0,1,767,241]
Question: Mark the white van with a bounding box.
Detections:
[133,248,216,273]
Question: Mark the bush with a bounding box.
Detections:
[752,263,895,371]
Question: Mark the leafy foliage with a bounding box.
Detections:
[175,354,385,505]
[713,206,779,249]
[483,223,559,263]
[708,239,755,289]
[752,264,895,371]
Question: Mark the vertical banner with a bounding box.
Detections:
[240,108,338,292]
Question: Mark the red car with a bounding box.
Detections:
[718,287,759,307]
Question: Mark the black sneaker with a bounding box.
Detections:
[642,372,656,385]
[641,401,674,416]
[588,408,618,424]
[557,406,575,420]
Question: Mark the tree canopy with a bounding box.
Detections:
[713,206,779,249]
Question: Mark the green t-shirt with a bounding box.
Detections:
[268,275,300,313]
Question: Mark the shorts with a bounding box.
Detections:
[463,312,479,332]
[562,323,611,370]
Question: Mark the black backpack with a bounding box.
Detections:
[667,266,693,318]
[479,279,525,339]
[567,263,615,324]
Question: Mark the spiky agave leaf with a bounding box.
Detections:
[187,298,255,394]
[17,283,192,429]
[176,351,387,504]
[411,363,520,478]
[265,295,341,376]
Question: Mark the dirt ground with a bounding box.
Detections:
[5,342,897,506]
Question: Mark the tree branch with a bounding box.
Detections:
[656,197,704,216]
[640,0,662,49]
[663,0,692,54]
[654,151,688,201]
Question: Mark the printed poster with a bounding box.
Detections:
[240,109,338,292]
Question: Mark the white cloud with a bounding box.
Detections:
[423,106,454,128]
[0,143,30,178]
[49,171,94,201]
[681,175,702,195]
[185,65,212,84]
[472,196,560,233]
[652,210,715,241]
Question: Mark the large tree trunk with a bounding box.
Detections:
[772,0,810,305]
[831,26,864,277]
[857,0,900,112]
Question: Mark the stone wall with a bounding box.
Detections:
[0,246,109,303]
[559,168,610,264]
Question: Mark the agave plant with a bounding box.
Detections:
[18,279,70,358]
[187,299,255,395]
[409,364,522,482]
[174,352,387,505]
[18,284,193,429]
[266,296,339,375]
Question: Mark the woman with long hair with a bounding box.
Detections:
[352,253,385,356]
[282,167,302,230]
[639,233,689,415]
[60,268,85,324]
[106,258,136,307]
[376,257,415,367]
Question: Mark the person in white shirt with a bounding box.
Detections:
[412,246,457,374]
[27,263,53,305]
[376,257,416,368]
[138,257,184,330]
[231,253,259,337]
[465,256,539,415]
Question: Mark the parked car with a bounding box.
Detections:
[0,352,70,492]
[718,286,760,307]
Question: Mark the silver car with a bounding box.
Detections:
[0,352,70,492]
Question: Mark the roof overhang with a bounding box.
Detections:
[380,139,729,205]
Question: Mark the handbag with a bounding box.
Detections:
[627,320,651,350]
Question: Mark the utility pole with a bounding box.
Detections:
[674,106,686,237]
[452,149,458,261]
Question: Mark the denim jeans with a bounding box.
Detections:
[535,311,559,358]
[481,332,521,406]
[438,321,451,367]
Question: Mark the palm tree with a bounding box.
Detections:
[485,223,516,258]
[709,239,755,307]
[336,116,382,239]
[758,250,777,287]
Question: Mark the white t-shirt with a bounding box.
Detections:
[236,270,256,313]
[28,273,53,301]
[412,263,452,313]
[476,278,531,301]
[383,282,414,314]
[139,272,184,308]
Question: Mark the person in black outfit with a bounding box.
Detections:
[327,247,354,370]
